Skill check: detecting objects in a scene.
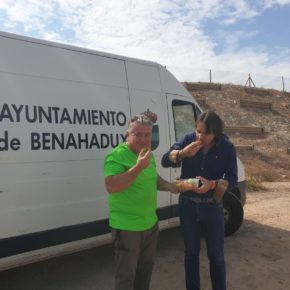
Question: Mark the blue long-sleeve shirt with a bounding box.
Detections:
[161,132,238,198]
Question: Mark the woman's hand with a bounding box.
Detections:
[169,149,179,163]
[194,176,213,194]
[168,140,202,163]
[181,140,202,158]
[194,177,228,199]
[174,179,199,192]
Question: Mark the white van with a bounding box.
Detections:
[0,31,246,271]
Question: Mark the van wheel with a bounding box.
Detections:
[223,191,244,236]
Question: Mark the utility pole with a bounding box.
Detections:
[245,73,256,87]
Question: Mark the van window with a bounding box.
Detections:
[195,104,202,117]
[151,124,159,150]
[172,100,196,141]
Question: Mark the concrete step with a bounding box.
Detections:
[240,99,272,109]
[244,87,270,96]
[183,82,222,91]
[225,126,264,134]
[235,145,255,151]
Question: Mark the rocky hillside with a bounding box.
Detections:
[183,82,290,182]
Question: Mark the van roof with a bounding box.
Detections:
[0,30,159,67]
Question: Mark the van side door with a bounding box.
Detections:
[166,95,201,220]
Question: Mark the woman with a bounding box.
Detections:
[161,110,237,290]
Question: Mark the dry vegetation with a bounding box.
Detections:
[184,83,290,189]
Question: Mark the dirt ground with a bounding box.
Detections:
[1,182,290,290]
[151,181,290,290]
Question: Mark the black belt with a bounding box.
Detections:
[180,195,216,204]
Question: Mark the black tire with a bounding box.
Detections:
[223,191,244,236]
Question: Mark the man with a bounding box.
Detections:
[104,112,177,290]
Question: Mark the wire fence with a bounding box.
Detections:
[169,66,290,92]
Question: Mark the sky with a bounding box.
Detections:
[0,0,290,90]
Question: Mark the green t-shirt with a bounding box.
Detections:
[104,143,158,231]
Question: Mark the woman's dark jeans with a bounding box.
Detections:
[179,195,226,290]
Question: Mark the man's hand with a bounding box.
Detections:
[167,182,180,194]
[105,147,151,193]
[136,147,151,170]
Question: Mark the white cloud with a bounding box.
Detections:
[264,0,290,8]
[0,0,290,89]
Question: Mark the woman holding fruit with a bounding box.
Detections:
[161,110,238,290]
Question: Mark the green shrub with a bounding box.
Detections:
[247,175,266,191]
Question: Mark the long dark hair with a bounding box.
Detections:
[196,110,224,138]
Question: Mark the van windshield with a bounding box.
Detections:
[172,100,197,141]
